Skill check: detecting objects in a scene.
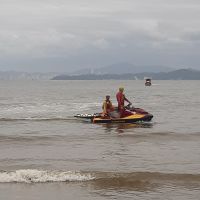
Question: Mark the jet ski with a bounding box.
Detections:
[74,104,153,123]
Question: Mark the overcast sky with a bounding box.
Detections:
[0,0,200,72]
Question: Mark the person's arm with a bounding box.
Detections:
[102,101,107,114]
[110,101,114,111]
[124,95,132,104]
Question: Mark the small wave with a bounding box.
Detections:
[1,170,200,185]
[94,171,200,182]
[91,171,200,190]
[0,169,94,183]
[0,117,76,122]
[0,135,59,143]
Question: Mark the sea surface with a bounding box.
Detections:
[0,80,200,200]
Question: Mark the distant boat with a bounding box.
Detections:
[144,77,152,86]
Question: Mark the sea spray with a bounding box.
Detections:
[0,169,95,183]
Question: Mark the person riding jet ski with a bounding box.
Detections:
[116,87,132,117]
[74,89,153,123]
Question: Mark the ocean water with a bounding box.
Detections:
[0,80,200,200]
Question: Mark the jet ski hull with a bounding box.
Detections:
[75,112,153,124]
[92,114,153,123]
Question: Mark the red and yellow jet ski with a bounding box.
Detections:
[74,104,153,123]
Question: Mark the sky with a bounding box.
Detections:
[0,0,200,72]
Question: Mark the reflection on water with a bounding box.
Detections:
[99,123,153,134]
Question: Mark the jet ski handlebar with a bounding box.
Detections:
[124,103,134,110]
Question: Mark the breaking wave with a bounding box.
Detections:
[1,170,200,186]
[0,169,94,183]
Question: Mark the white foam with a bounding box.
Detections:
[0,102,101,118]
[71,102,101,112]
[0,169,95,183]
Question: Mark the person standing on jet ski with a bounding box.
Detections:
[102,95,114,116]
[116,87,132,117]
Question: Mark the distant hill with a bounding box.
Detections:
[52,69,200,80]
[131,69,200,80]
[72,62,173,75]
[154,69,200,80]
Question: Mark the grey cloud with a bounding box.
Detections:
[0,0,200,72]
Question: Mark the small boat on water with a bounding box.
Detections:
[74,104,153,123]
[145,78,152,86]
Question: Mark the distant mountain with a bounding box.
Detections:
[0,71,58,80]
[52,69,200,80]
[71,62,174,75]
[153,69,200,80]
